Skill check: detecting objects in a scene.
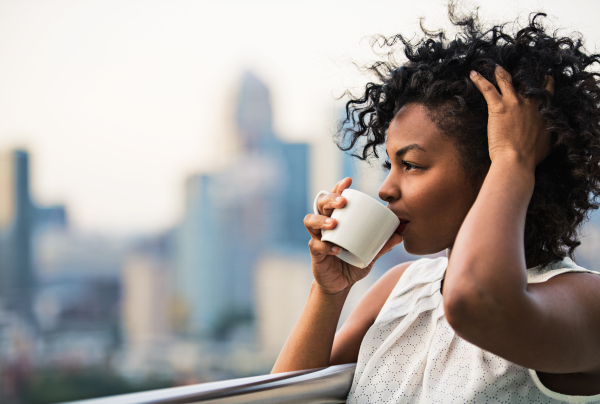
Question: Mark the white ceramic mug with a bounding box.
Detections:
[313,188,400,268]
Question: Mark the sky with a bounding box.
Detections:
[0,0,599,234]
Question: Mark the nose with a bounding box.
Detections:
[378,172,399,203]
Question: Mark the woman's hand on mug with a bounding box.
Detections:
[303,177,402,295]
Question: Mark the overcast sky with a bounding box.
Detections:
[0,0,598,234]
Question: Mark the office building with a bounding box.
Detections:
[175,72,310,339]
[0,150,36,320]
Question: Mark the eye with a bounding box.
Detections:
[402,160,419,171]
[383,160,420,171]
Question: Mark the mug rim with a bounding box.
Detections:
[340,188,397,220]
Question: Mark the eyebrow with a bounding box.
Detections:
[386,143,427,158]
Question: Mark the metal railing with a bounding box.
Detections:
[62,363,356,404]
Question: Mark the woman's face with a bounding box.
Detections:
[379,103,483,255]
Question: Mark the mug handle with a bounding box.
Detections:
[313,190,330,215]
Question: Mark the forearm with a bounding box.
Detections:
[445,154,535,323]
[271,281,349,374]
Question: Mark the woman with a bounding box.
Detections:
[272,5,600,402]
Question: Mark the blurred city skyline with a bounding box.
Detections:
[1,0,599,234]
[0,68,419,403]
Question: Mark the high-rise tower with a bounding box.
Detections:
[175,72,310,338]
[0,150,35,319]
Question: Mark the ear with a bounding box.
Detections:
[543,75,555,96]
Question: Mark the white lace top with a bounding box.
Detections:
[346,256,600,403]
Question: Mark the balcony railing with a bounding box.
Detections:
[62,363,356,404]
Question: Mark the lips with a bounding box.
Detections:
[395,219,409,235]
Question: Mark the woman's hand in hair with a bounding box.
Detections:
[469,65,554,170]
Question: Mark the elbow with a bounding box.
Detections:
[443,260,529,340]
[443,281,499,337]
[443,290,476,335]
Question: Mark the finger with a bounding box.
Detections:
[318,193,347,216]
[308,238,341,256]
[331,178,343,195]
[543,75,555,96]
[470,69,503,106]
[337,177,352,193]
[332,177,352,194]
[494,65,518,99]
[304,213,338,239]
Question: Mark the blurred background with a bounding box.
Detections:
[0,0,599,402]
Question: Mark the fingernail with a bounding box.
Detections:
[335,197,343,202]
[331,246,340,253]
[470,70,478,77]
[325,218,333,224]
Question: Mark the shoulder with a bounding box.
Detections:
[528,259,600,305]
[359,260,417,323]
[342,260,416,329]
[375,260,416,291]
[380,260,416,285]
[369,257,447,303]
[329,260,415,365]
[498,264,600,374]
[527,256,597,283]
[529,268,600,310]
[341,257,446,330]
[526,269,600,375]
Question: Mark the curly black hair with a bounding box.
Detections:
[337,2,600,268]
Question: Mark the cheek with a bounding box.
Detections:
[405,178,454,223]
[403,176,473,251]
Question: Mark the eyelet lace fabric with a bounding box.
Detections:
[346,257,600,403]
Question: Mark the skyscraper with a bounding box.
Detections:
[0,150,36,320]
[0,149,69,323]
[175,72,310,339]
